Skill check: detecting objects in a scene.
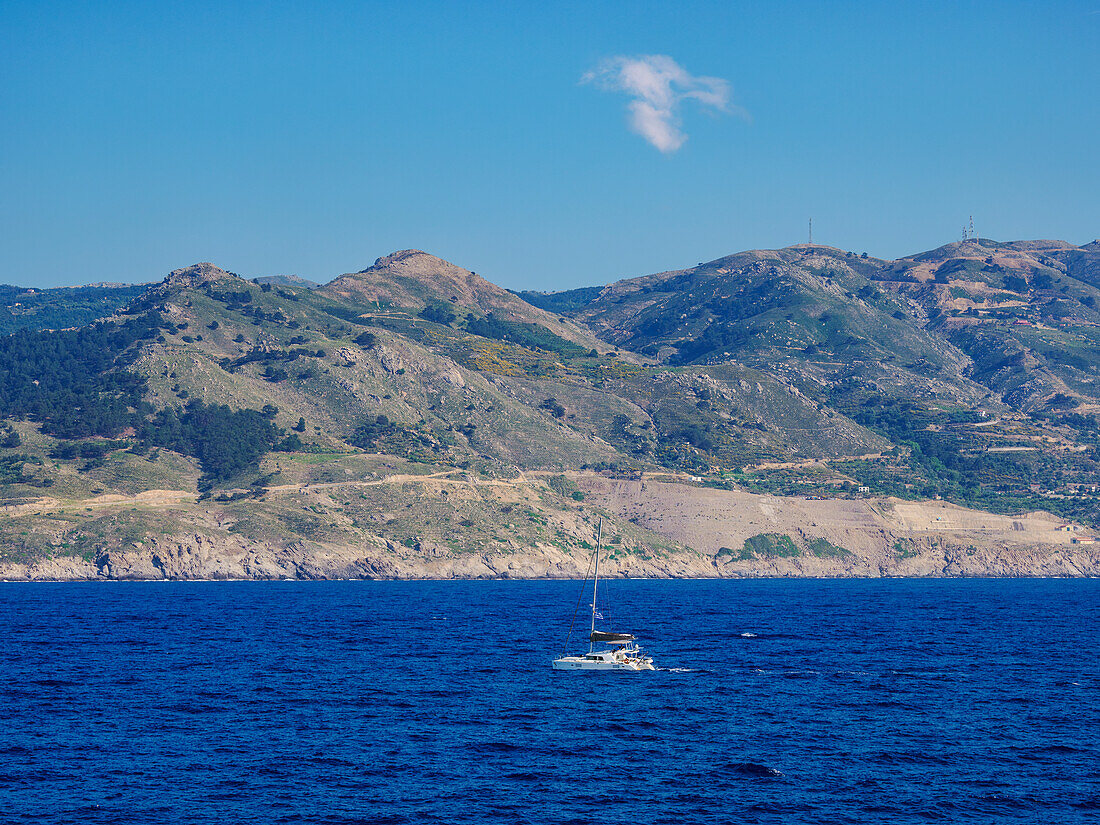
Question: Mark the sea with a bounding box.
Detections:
[1,579,1097,824]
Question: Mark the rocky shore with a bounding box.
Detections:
[3,527,1098,581]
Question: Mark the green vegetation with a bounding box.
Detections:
[349,415,397,450]
[218,346,325,373]
[717,545,751,561]
[539,398,566,418]
[511,286,603,315]
[348,415,454,463]
[317,303,374,326]
[828,385,1100,524]
[138,402,284,485]
[806,537,851,558]
[0,313,162,438]
[0,283,146,334]
[742,533,800,558]
[0,307,304,487]
[419,303,456,325]
[353,331,377,348]
[893,538,919,559]
[464,313,587,356]
[0,423,20,448]
[0,454,46,485]
[547,474,581,500]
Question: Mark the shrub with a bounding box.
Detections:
[274,433,303,452]
[419,304,456,326]
[742,533,800,558]
[465,313,586,356]
[893,538,919,559]
[1032,271,1054,290]
[539,398,566,418]
[807,537,851,558]
[350,415,396,450]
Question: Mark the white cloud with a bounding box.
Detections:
[582,55,742,153]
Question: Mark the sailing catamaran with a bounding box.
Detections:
[552,518,655,671]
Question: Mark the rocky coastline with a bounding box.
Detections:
[3,529,1097,581]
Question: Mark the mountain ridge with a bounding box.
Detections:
[1,238,1099,580]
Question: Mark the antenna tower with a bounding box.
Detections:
[808,218,813,245]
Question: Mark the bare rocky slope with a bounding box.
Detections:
[6,471,1097,580]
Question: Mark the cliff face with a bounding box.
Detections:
[1,535,715,581]
[6,530,1097,581]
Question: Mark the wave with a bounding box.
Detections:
[723,761,784,778]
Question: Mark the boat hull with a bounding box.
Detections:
[552,653,655,672]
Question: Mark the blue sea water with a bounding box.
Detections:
[1,579,1097,824]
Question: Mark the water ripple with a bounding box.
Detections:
[1,578,1096,824]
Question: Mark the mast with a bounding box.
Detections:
[589,517,602,653]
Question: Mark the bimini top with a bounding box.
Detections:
[590,631,636,644]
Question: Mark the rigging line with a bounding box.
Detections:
[561,540,597,655]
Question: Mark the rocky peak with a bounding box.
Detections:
[325,250,492,309]
[364,249,446,271]
[356,250,475,285]
[163,262,236,290]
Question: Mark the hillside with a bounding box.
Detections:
[533,241,1100,506]
[537,245,983,403]
[320,250,606,353]
[2,242,1099,580]
[0,282,146,334]
[881,239,1100,413]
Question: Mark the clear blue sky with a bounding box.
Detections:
[1,1,1097,290]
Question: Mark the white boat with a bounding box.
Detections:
[552,518,655,672]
